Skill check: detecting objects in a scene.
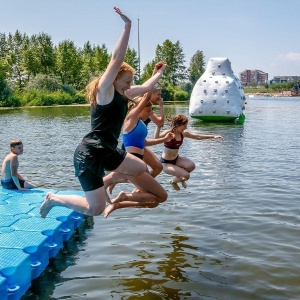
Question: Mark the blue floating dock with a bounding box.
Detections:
[0,187,86,300]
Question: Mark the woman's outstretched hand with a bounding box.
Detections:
[114,7,131,24]
[153,61,167,75]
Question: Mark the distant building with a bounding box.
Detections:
[270,76,300,84]
[239,69,268,85]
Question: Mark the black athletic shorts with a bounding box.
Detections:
[75,146,126,192]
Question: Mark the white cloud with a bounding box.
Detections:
[278,52,300,62]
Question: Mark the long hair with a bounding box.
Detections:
[86,62,135,108]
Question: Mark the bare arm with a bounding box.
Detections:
[145,132,175,146]
[183,131,224,140]
[149,98,164,127]
[97,7,131,105]
[153,124,161,139]
[123,92,152,132]
[158,129,173,138]
[126,62,166,99]
[10,156,23,190]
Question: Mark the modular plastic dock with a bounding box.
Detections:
[0,187,85,300]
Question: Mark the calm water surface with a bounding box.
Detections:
[0,97,300,300]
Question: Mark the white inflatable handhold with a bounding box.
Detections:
[189,57,246,122]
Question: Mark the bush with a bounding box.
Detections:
[73,92,86,104]
[174,90,189,101]
[0,95,21,107]
[0,76,12,104]
[26,74,61,92]
[25,74,76,95]
[10,90,79,106]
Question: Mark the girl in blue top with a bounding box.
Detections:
[142,84,165,178]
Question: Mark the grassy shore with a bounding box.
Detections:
[243,87,294,97]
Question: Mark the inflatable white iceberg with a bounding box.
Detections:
[189,57,246,122]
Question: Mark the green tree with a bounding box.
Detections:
[0,33,7,59]
[5,30,29,89]
[155,39,187,86]
[188,50,205,85]
[79,43,109,89]
[124,47,139,83]
[94,44,110,74]
[32,33,55,75]
[141,60,155,83]
[80,41,97,88]
[0,60,11,101]
[54,40,83,88]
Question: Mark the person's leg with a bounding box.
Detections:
[175,156,196,173]
[103,152,147,189]
[143,147,163,178]
[24,180,37,189]
[162,158,191,190]
[40,168,109,218]
[104,171,168,217]
[40,187,109,218]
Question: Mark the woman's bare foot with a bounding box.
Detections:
[181,181,187,189]
[111,191,127,204]
[170,180,180,191]
[103,203,118,218]
[108,183,117,194]
[40,192,55,218]
[107,179,129,194]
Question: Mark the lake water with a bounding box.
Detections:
[0,97,300,300]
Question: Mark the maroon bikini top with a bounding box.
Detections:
[164,132,184,149]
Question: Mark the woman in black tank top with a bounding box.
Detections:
[40,8,169,219]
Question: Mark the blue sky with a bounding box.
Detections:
[2,0,300,79]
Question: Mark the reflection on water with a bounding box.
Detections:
[1,98,300,299]
[24,217,94,299]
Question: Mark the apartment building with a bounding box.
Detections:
[239,69,268,85]
[270,76,300,84]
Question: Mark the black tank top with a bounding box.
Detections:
[82,90,128,150]
[143,118,151,126]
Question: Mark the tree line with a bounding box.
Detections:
[0,30,206,107]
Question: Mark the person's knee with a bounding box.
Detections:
[134,161,147,176]
[85,191,106,216]
[186,163,196,172]
[88,201,106,216]
[159,189,168,203]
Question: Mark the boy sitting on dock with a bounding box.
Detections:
[1,139,36,190]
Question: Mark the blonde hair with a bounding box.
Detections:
[86,62,135,108]
[128,96,152,112]
[171,114,188,129]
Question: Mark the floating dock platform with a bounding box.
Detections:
[0,187,85,300]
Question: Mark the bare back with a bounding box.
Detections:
[1,153,18,180]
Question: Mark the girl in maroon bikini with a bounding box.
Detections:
[159,114,224,190]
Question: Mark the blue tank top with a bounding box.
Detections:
[123,119,148,149]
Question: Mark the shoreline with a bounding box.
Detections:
[0,95,299,110]
[244,91,297,97]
